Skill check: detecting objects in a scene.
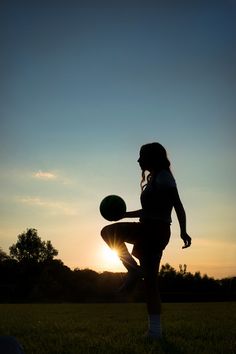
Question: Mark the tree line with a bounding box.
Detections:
[0,228,235,303]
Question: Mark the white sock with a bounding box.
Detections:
[148,314,162,337]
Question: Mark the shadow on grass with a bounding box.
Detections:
[160,337,185,354]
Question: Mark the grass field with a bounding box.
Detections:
[0,303,235,354]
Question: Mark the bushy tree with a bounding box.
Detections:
[9,228,58,263]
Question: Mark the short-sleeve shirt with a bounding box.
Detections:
[140,169,177,224]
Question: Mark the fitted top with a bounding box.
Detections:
[140,169,177,224]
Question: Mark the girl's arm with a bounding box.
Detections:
[171,188,192,248]
[124,209,142,218]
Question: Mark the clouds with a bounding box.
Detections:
[17,196,78,216]
[33,170,57,180]
[32,170,72,185]
[8,170,78,216]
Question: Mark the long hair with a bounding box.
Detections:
[140,142,171,190]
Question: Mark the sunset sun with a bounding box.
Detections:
[101,245,120,269]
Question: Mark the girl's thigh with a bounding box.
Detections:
[101,222,143,245]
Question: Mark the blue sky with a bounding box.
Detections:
[1,0,236,278]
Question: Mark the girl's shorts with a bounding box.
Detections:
[104,221,171,262]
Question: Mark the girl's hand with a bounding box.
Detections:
[181,232,192,249]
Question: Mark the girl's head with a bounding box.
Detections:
[138,142,171,173]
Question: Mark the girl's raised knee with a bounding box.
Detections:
[101,225,111,240]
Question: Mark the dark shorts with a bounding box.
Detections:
[104,221,171,261]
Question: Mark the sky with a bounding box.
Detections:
[1,0,236,279]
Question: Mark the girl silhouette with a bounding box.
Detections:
[101,142,191,339]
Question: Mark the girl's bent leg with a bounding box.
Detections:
[101,223,139,271]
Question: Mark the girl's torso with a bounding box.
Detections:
[140,169,177,224]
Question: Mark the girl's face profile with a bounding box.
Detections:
[138,153,150,171]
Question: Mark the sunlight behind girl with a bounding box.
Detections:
[101,244,120,270]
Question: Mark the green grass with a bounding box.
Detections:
[0,303,235,354]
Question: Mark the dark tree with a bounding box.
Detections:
[9,228,58,263]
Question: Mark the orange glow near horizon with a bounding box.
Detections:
[100,244,121,271]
